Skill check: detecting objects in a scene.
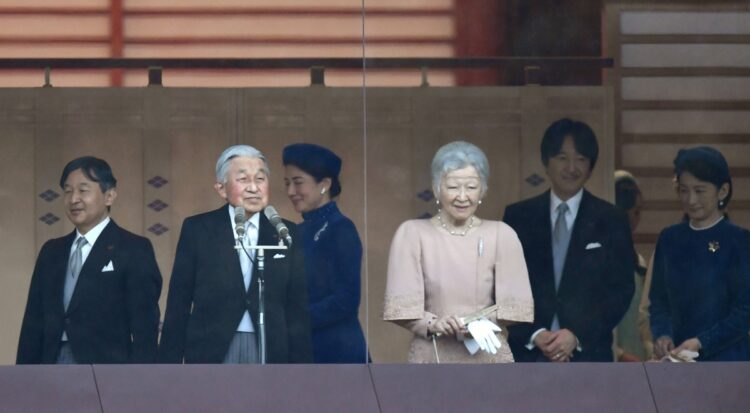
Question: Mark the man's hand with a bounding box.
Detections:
[538,329,577,362]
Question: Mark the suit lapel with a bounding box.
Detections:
[534,191,557,297]
[208,205,246,299]
[54,232,77,315]
[66,221,119,315]
[249,213,279,301]
[559,190,597,295]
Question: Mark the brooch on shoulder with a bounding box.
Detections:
[313,222,329,242]
[708,241,720,253]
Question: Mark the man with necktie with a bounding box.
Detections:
[159,144,312,364]
[17,156,162,364]
[503,118,635,362]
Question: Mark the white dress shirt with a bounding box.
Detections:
[228,204,259,333]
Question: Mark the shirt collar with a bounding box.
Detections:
[75,216,111,247]
[227,204,260,238]
[550,188,584,217]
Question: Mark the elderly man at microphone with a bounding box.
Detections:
[159,145,312,364]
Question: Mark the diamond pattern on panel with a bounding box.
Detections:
[147,223,169,236]
[416,189,434,202]
[39,213,60,225]
[147,176,169,188]
[147,199,169,212]
[525,173,545,187]
[39,189,60,202]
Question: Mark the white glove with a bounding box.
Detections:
[467,318,502,355]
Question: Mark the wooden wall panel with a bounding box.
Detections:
[0,91,35,366]
[0,85,614,364]
[366,86,614,362]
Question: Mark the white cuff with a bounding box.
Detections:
[526,328,548,350]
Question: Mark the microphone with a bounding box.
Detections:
[264,206,292,246]
[234,207,246,239]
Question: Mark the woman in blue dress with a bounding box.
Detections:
[282,143,368,363]
[650,146,750,361]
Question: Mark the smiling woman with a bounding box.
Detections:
[382,141,534,363]
[650,146,750,361]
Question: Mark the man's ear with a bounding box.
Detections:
[214,182,227,200]
[104,188,117,206]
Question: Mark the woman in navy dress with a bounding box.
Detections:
[283,143,368,363]
[650,146,750,361]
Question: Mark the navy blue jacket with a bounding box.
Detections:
[650,219,750,361]
[299,202,367,363]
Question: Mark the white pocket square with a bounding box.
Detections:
[101,260,115,272]
[273,253,286,259]
[585,242,602,250]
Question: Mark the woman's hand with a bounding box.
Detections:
[429,315,464,337]
[673,337,701,354]
[653,335,674,359]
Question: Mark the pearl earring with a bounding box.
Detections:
[478,199,482,205]
[321,188,326,195]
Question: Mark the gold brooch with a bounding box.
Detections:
[708,241,720,253]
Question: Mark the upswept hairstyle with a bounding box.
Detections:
[431,141,489,197]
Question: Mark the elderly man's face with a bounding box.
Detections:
[215,156,269,214]
[438,166,482,225]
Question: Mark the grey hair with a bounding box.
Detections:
[431,141,489,196]
[215,145,270,183]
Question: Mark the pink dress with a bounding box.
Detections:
[383,219,534,363]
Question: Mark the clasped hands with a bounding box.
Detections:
[429,315,502,355]
[653,336,701,361]
[534,329,578,362]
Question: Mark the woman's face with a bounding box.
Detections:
[437,166,483,225]
[284,164,330,214]
[677,171,729,227]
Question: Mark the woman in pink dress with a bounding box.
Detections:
[383,141,534,363]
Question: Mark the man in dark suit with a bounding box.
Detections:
[503,118,635,362]
[17,157,162,364]
[159,145,312,364]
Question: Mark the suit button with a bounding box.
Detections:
[245,299,251,307]
[64,318,71,325]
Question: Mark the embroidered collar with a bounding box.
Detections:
[302,201,338,223]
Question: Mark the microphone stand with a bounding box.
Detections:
[237,240,287,364]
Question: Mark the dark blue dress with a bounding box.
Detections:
[299,202,367,363]
[650,219,750,361]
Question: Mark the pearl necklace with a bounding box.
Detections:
[436,212,474,236]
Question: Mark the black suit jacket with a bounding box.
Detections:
[158,205,312,363]
[17,220,162,364]
[503,190,635,362]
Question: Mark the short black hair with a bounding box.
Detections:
[540,118,599,170]
[60,156,117,193]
